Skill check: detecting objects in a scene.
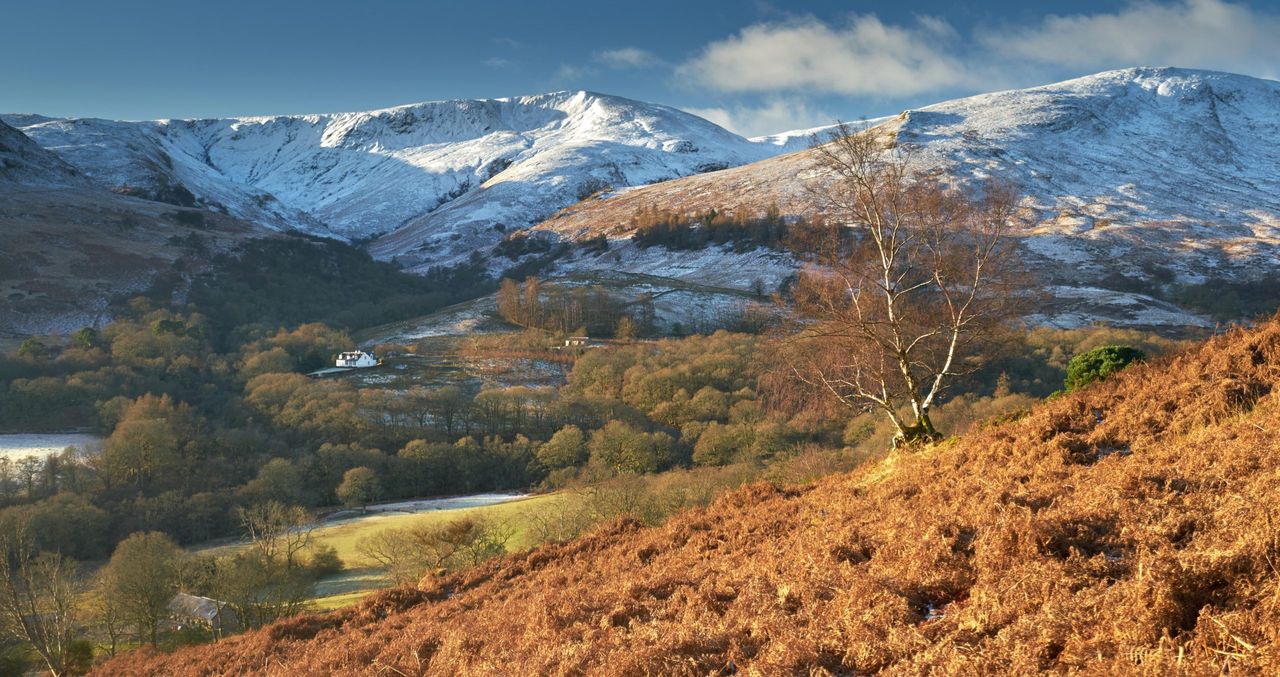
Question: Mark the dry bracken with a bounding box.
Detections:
[100,315,1280,675]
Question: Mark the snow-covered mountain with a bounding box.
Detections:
[1,120,264,338]
[0,118,88,189]
[891,66,1280,274]
[535,67,1280,328]
[8,67,1280,332]
[3,92,784,255]
[748,122,846,153]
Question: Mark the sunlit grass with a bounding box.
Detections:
[195,493,571,609]
[309,568,389,610]
[312,493,568,566]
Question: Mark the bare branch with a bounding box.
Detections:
[774,124,1026,446]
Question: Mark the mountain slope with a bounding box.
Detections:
[0,120,259,338]
[0,118,87,189]
[536,68,1280,325]
[10,68,1278,331]
[102,315,1280,674]
[5,93,782,258]
[748,121,846,153]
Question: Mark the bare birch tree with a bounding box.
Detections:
[0,519,83,676]
[779,121,1024,446]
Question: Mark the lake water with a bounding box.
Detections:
[0,433,101,460]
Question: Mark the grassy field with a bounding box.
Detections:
[311,492,569,565]
[205,492,572,610]
[309,569,390,610]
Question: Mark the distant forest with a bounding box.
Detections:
[629,203,829,252]
[183,236,495,347]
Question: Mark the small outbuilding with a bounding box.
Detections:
[168,593,239,639]
[564,336,591,348]
[336,351,379,368]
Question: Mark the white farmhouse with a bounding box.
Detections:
[335,351,378,368]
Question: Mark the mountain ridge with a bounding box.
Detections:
[534,67,1280,327]
[4,91,785,253]
[7,67,1280,333]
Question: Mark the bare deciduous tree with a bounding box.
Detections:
[209,551,312,629]
[87,570,124,657]
[356,517,513,584]
[237,501,316,570]
[778,121,1024,446]
[98,531,181,646]
[521,495,594,544]
[0,519,82,676]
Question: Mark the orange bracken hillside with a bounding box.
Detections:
[103,317,1280,675]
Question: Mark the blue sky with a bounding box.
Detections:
[3,0,1279,135]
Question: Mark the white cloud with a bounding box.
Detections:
[596,47,659,69]
[677,15,976,97]
[556,2,1280,136]
[482,57,512,69]
[554,48,660,85]
[555,63,595,81]
[983,0,1280,78]
[678,1,1280,105]
[684,98,835,137]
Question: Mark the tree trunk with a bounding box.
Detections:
[893,413,942,448]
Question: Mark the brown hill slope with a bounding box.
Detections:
[105,318,1280,675]
[532,142,823,240]
[0,189,262,339]
[0,120,261,339]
